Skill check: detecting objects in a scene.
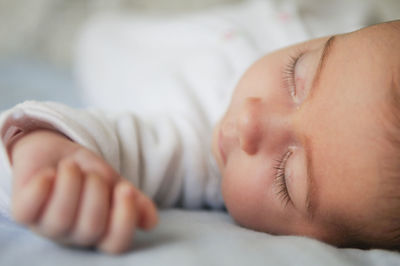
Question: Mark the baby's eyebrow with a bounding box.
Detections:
[309,35,337,100]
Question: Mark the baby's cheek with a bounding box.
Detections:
[222,155,282,231]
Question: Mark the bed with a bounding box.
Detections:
[1,0,400,265]
[1,208,400,266]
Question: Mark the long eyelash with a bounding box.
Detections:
[282,51,303,98]
[273,150,293,206]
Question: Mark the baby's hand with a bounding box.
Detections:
[10,130,158,254]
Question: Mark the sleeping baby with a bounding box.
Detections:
[0,10,400,253]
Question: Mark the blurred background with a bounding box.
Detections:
[0,0,245,110]
[0,0,243,66]
[0,0,399,110]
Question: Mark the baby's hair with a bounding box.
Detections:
[336,80,400,250]
[357,22,400,248]
[337,20,400,250]
[378,75,400,250]
[379,21,400,250]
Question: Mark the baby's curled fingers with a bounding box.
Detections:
[12,167,56,225]
[37,159,83,238]
[67,173,110,246]
[98,182,138,254]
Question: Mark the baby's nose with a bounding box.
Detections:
[237,97,264,155]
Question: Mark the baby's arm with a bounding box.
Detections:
[0,100,222,253]
[10,129,158,254]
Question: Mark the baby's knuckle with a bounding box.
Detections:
[87,217,105,237]
[75,227,102,246]
[78,219,106,245]
[43,220,70,238]
[97,165,119,185]
[103,167,116,180]
[58,156,70,166]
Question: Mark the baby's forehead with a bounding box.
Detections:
[349,21,400,86]
[359,20,400,36]
[353,21,400,52]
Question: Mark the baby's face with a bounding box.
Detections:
[212,22,400,244]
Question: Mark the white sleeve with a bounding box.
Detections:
[0,101,224,215]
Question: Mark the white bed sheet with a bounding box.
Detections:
[1,209,400,266]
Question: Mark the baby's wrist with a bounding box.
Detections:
[1,114,73,164]
[10,129,75,165]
